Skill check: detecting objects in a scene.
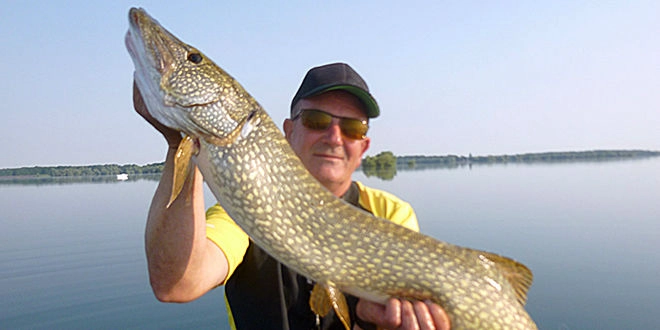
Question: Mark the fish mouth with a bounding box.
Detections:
[124,7,226,139]
[125,8,176,76]
[125,8,186,132]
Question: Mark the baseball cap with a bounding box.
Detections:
[290,62,380,118]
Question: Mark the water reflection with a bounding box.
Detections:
[355,157,660,330]
[0,173,162,186]
[1,158,658,329]
[4,155,657,184]
[361,155,660,179]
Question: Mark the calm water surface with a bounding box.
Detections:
[1,158,658,329]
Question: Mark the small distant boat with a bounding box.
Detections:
[116,173,129,181]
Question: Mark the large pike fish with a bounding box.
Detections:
[125,7,537,329]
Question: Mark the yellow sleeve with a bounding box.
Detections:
[205,203,250,282]
[354,181,419,232]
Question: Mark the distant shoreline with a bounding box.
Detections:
[1,149,659,179]
[396,149,660,168]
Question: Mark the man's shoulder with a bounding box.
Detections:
[354,181,408,205]
[354,181,418,230]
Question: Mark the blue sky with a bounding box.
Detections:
[2,1,659,168]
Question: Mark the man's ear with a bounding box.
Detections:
[283,118,293,140]
[360,137,371,156]
[354,137,371,169]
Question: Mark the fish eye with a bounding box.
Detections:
[187,52,203,64]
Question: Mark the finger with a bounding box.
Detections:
[411,300,434,330]
[133,81,157,123]
[133,81,147,114]
[384,298,403,328]
[400,300,420,330]
[356,299,385,320]
[425,301,450,330]
[357,298,403,329]
[355,299,388,326]
[133,81,158,125]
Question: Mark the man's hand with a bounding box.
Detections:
[133,81,182,149]
[355,298,450,330]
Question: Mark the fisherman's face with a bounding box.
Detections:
[284,90,371,196]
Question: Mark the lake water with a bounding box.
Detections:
[1,158,659,329]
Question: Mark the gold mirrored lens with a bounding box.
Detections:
[340,118,368,139]
[299,110,368,140]
[301,110,332,130]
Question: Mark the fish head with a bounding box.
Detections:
[125,7,252,139]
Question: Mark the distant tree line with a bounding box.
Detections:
[397,150,660,168]
[0,163,164,177]
[362,151,397,169]
[2,150,659,179]
[360,149,660,179]
[361,151,397,180]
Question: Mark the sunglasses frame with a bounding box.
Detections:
[292,109,369,140]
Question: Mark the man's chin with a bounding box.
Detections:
[309,165,345,182]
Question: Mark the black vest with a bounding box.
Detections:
[225,182,375,329]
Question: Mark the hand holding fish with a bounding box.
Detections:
[132,81,182,149]
[356,298,450,330]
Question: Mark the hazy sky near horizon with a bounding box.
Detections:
[2,1,659,168]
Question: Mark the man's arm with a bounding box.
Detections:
[134,82,229,302]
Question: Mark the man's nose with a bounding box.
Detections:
[321,121,343,146]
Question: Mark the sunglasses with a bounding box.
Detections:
[292,109,369,140]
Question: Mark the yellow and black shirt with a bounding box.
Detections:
[205,181,418,330]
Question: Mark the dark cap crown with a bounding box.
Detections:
[291,63,379,118]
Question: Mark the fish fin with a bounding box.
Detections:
[480,251,534,306]
[167,135,195,208]
[309,282,351,330]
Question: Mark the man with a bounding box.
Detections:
[135,62,450,329]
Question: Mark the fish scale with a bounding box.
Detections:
[126,7,537,329]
